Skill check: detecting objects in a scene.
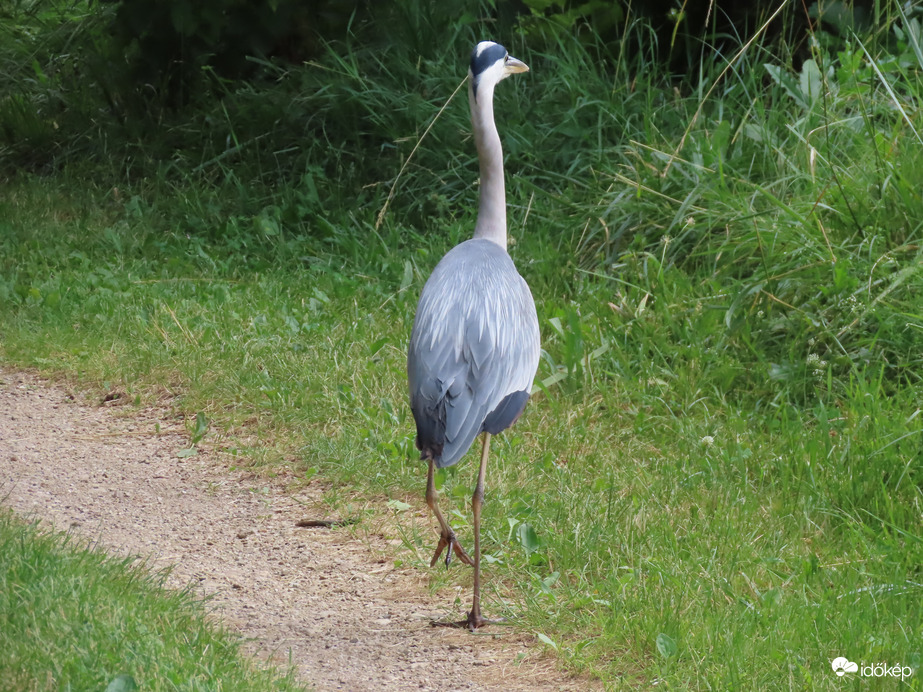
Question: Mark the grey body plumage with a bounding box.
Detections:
[406,40,537,630]
[408,238,540,468]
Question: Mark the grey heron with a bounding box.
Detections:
[407,40,540,631]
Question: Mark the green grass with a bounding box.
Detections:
[2,2,923,689]
[0,509,305,691]
[2,176,920,687]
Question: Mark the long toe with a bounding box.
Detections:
[430,531,473,568]
[451,537,474,567]
[467,612,508,631]
[429,534,450,568]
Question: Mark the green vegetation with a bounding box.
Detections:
[0,509,304,691]
[1,0,922,688]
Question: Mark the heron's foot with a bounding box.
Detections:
[467,610,508,631]
[429,531,474,568]
[430,613,509,630]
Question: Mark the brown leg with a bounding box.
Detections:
[426,457,473,568]
[467,433,491,630]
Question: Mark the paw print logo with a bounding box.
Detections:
[831,657,858,676]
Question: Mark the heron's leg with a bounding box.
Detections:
[467,433,491,630]
[426,457,474,568]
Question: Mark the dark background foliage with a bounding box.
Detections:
[0,0,873,179]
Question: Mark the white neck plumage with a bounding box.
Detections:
[469,79,507,249]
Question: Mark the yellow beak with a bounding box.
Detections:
[505,56,529,75]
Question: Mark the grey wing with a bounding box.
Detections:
[408,242,540,469]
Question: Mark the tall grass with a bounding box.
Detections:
[1,0,922,688]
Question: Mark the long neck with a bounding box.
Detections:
[469,80,507,248]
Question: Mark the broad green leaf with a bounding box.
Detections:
[656,632,678,658]
[799,58,823,104]
[368,337,388,357]
[450,484,469,499]
[191,411,208,444]
[517,522,541,556]
[537,632,558,650]
[764,64,806,108]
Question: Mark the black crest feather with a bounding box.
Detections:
[469,42,507,99]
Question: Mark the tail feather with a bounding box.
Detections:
[413,396,446,463]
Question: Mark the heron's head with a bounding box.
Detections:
[469,41,529,101]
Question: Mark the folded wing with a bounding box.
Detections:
[408,239,540,468]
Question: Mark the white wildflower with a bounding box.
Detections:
[807,353,827,379]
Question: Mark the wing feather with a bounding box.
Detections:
[408,239,540,468]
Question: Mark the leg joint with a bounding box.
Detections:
[472,486,485,505]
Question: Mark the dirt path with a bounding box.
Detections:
[0,370,589,691]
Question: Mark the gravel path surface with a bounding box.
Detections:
[0,370,590,691]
